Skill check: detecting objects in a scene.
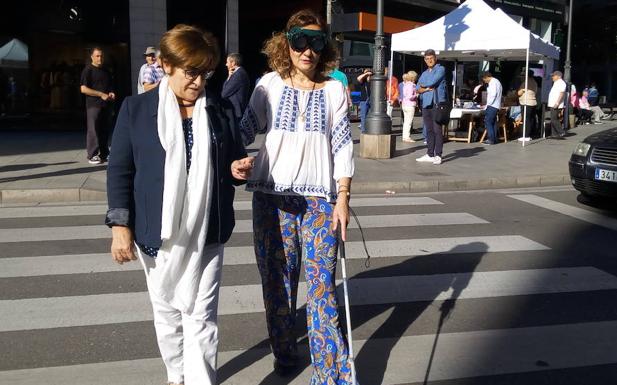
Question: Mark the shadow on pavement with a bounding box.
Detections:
[217,243,488,385]
[394,144,426,158]
[441,146,485,163]
[0,131,86,156]
[0,165,106,183]
[0,161,77,173]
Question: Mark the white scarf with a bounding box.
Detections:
[144,76,213,314]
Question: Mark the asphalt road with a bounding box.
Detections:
[1,186,617,385]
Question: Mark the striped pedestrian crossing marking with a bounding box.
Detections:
[3,320,617,385]
[0,213,488,243]
[2,195,617,384]
[508,194,617,231]
[0,196,443,219]
[0,204,108,219]
[1,267,614,332]
[0,235,548,277]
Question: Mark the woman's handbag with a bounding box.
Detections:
[433,85,451,126]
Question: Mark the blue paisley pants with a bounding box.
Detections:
[252,192,355,385]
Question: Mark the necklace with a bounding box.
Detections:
[290,76,316,125]
[178,103,195,107]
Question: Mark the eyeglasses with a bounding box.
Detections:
[286,27,327,53]
[181,68,215,81]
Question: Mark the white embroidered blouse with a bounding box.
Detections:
[240,72,354,202]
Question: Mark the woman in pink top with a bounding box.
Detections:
[401,70,418,142]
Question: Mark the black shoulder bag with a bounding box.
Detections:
[433,84,451,126]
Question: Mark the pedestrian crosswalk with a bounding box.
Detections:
[1,193,616,384]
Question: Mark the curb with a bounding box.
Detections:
[0,188,106,205]
[352,174,571,194]
[0,174,572,205]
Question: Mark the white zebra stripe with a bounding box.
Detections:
[0,197,443,219]
[2,320,617,385]
[508,194,617,231]
[0,235,548,277]
[0,267,614,332]
[0,213,488,243]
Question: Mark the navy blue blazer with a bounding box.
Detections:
[221,66,250,119]
[105,87,247,247]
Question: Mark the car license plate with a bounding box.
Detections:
[595,168,617,183]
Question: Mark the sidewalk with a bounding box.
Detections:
[1,121,614,204]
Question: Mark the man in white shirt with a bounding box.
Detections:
[137,46,156,95]
[482,71,502,145]
[548,70,567,138]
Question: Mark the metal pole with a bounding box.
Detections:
[564,0,574,83]
[365,0,392,135]
[563,0,574,132]
[521,47,530,146]
[327,0,332,35]
[453,60,458,108]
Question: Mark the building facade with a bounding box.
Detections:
[8,0,608,120]
[571,0,617,102]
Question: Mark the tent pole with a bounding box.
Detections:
[387,50,394,103]
[453,60,458,107]
[521,46,530,147]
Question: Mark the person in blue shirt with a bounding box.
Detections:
[415,49,447,165]
[481,71,503,145]
[587,83,599,106]
[356,68,372,133]
[329,58,351,107]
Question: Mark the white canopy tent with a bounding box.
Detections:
[390,0,561,143]
[0,38,29,69]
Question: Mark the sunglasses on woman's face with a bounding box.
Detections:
[286,27,327,53]
[182,68,215,81]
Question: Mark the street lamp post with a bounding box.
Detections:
[563,0,574,132]
[564,0,574,83]
[364,0,391,135]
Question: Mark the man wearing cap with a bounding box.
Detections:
[142,49,165,92]
[137,46,156,95]
[548,70,567,138]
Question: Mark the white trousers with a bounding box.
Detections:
[402,105,416,139]
[590,106,606,121]
[140,243,224,385]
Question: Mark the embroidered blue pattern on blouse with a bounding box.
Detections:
[239,106,259,145]
[330,115,352,156]
[138,117,194,258]
[275,86,299,132]
[247,180,336,201]
[303,89,326,133]
[273,86,327,133]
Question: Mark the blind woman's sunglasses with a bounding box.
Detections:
[286,27,328,53]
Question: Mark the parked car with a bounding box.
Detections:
[569,127,617,199]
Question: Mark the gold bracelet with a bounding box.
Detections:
[338,190,350,198]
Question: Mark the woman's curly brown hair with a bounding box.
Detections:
[262,9,337,79]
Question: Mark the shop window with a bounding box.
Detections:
[350,41,374,57]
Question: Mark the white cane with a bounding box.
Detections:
[339,232,357,384]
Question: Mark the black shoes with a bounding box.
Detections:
[273,358,298,377]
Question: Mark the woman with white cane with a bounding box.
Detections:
[240,9,357,384]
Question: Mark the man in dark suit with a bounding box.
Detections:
[222,53,250,122]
